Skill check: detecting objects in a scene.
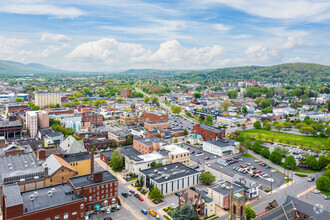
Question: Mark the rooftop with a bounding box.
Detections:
[21,184,84,213]
[69,171,117,188]
[119,147,143,162]
[165,144,190,154]
[145,120,169,125]
[108,129,132,137]
[100,150,114,159]
[0,120,22,128]
[197,123,222,133]
[145,111,166,116]
[134,137,169,146]
[140,162,199,184]
[205,139,237,148]
[211,182,243,196]
[3,184,23,207]
[138,152,165,162]
[63,153,91,163]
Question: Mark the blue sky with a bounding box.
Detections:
[0,0,329,71]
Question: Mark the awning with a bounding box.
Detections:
[94,204,101,211]
[222,150,232,154]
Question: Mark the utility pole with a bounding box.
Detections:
[271,171,273,194]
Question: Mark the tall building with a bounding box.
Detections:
[38,110,49,128]
[119,88,133,98]
[35,91,61,107]
[26,111,38,137]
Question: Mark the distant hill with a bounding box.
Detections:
[0,60,63,74]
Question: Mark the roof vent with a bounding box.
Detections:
[175,166,178,169]
[48,191,53,197]
[164,167,167,170]
[30,195,35,201]
[154,169,158,173]
[34,192,39,198]
[51,188,56,193]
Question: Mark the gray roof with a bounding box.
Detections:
[0,120,21,128]
[145,120,169,125]
[198,123,222,133]
[108,129,132,137]
[69,171,117,188]
[199,190,213,203]
[134,137,169,146]
[205,139,236,148]
[284,195,330,220]
[59,135,86,155]
[17,138,42,151]
[3,184,23,207]
[0,153,44,184]
[100,150,114,159]
[145,111,166,116]
[63,153,90,163]
[119,147,143,162]
[140,162,199,184]
[255,201,295,220]
[21,184,84,213]
[211,182,244,196]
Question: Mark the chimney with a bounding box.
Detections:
[93,172,103,182]
[37,149,46,161]
[44,166,48,177]
[90,150,94,174]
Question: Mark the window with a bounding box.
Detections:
[64,213,68,220]
[89,196,92,201]
[81,212,84,217]
[89,188,92,193]
[97,196,99,200]
[72,212,77,215]
[55,215,60,219]
[112,198,116,204]
[80,204,84,209]
[45,218,51,220]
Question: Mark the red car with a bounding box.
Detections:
[259,162,265,165]
[256,170,262,173]
[139,197,144,201]
[240,164,246,168]
[205,157,210,160]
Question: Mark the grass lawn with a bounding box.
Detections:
[241,153,253,157]
[295,173,308,177]
[279,164,318,173]
[241,129,329,150]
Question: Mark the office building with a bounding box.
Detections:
[35,91,61,107]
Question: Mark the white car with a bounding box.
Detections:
[314,190,320,194]
[271,170,276,173]
[106,208,111,214]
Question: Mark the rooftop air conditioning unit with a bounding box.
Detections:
[34,192,39,198]
[52,188,56,193]
[164,167,167,170]
[30,195,35,201]
[48,191,53,197]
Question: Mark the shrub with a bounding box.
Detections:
[265,189,271,192]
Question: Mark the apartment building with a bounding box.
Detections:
[35,91,61,107]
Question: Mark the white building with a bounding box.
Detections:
[26,111,38,137]
[202,139,239,157]
[273,107,298,116]
[300,111,330,122]
[233,174,259,199]
[139,162,200,195]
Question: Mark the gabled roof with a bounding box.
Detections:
[42,154,76,176]
[59,135,86,155]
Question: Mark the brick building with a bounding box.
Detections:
[193,124,225,141]
[119,88,133,98]
[47,108,74,115]
[5,104,29,114]
[0,121,22,139]
[143,111,168,122]
[144,121,170,131]
[2,171,118,220]
[132,137,168,154]
[82,112,103,127]
[84,138,113,151]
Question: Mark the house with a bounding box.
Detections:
[203,139,239,157]
[42,154,78,186]
[144,121,171,131]
[199,190,216,217]
[255,201,296,220]
[100,149,114,165]
[133,137,168,154]
[139,162,200,195]
[63,153,92,176]
[232,174,259,199]
[38,128,64,148]
[143,111,168,122]
[164,144,190,166]
[273,107,298,116]
[217,116,246,126]
[207,182,244,209]
[300,110,330,122]
[193,124,225,141]
[108,129,133,145]
[58,136,87,155]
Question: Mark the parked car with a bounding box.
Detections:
[129,190,135,194]
[259,162,265,166]
[251,174,255,177]
[175,192,182,197]
[256,170,262,173]
[254,174,260,178]
[262,173,269,177]
[141,209,148,215]
[116,205,121,210]
[324,196,330,200]
[271,170,276,173]
[307,177,315,182]
[314,190,320,194]
[250,166,256,170]
[193,165,199,169]
[246,163,252,166]
[139,197,144,201]
[111,207,116,212]
[191,151,195,154]
[205,157,210,160]
[240,164,246,168]
[121,192,128,197]
[134,193,140,198]
[190,187,196,191]
[149,210,157,217]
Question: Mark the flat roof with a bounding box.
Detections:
[69,171,117,188]
[140,162,199,184]
[21,184,84,213]
[119,147,143,162]
[100,150,114,159]
[198,123,222,133]
[134,137,168,146]
[0,120,22,128]
[165,144,189,154]
[211,182,243,196]
[138,152,164,162]
[205,139,236,148]
[63,153,90,163]
[3,184,23,207]
[145,121,169,125]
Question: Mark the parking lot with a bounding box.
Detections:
[89,205,136,220]
[181,144,219,165]
[210,156,286,190]
[302,191,330,213]
[168,116,195,132]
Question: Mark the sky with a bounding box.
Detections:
[0,0,329,71]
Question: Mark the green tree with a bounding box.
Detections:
[305,156,320,170]
[252,142,262,154]
[116,97,124,103]
[183,129,188,136]
[185,111,191,117]
[274,124,285,131]
[299,126,316,135]
[173,138,178,143]
[253,121,262,129]
[274,146,289,157]
[325,128,330,136]
[172,106,182,115]
[220,100,231,110]
[242,105,248,113]
[245,206,257,220]
[285,155,297,169]
[15,97,24,102]
[109,150,124,171]
[149,185,164,201]
[205,115,213,126]
[227,90,238,99]
[144,96,150,103]
[112,140,118,148]
[316,175,330,192]
[126,136,132,145]
[152,96,159,104]
[172,203,197,220]
[199,171,216,185]
[318,155,329,169]
[193,92,201,98]
[260,99,271,109]
[269,151,282,165]
[282,122,292,130]
[261,148,270,159]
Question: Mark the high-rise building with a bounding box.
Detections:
[26,111,38,137]
[35,91,61,107]
[38,110,49,129]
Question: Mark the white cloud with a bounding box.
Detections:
[66,38,225,70]
[282,56,307,63]
[206,0,330,22]
[213,23,231,31]
[40,33,71,42]
[42,43,69,57]
[0,35,30,58]
[0,1,85,19]
[280,36,303,49]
